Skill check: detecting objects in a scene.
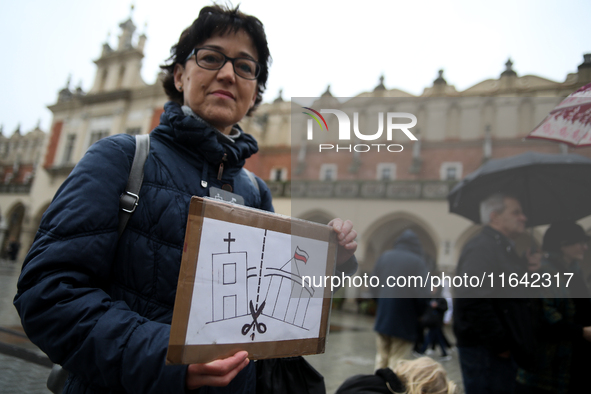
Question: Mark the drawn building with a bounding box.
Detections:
[263,247,315,328]
[212,250,248,322]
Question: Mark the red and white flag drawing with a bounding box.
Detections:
[293,246,309,264]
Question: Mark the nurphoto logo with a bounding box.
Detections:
[302,107,418,153]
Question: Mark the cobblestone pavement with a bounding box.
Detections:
[306,309,463,394]
[0,259,52,393]
[0,353,51,394]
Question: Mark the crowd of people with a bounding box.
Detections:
[452,193,591,394]
[370,193,590,394]
[10,4,589,394]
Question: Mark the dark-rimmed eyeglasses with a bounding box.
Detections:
[185,48,261,80]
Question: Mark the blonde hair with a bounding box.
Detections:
[392,357,457,394]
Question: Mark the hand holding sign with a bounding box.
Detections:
[328,218,358,267]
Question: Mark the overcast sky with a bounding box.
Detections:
[1,0,590,136]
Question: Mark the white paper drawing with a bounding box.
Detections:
[185,218,329,346]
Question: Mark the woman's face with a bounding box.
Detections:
[561,241,588,264]
[174,30,259,134]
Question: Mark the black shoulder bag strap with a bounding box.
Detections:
[118,133,150,237]
[47,133,150,394]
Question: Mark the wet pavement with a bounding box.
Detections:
[306,307,463,393]
[0,259,52,393]
[0,258,22,329]
[0,259,463,393]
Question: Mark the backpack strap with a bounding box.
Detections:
[118,134,150,237]
[242,168,260,196]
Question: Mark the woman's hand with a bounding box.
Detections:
[186,351,250,390]
[328,218,358,266]
[583,326,591,342]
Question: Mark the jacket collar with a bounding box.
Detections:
[158,101,259,167]
[482,225,517,252]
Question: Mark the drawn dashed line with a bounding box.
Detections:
[256,229,267,308]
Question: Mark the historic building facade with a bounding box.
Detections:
[2,14,590,295]
[0,123,46,258]
[246,58,591,283]
[20,16,168,263]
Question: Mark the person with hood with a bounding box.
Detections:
[371,229,430,370]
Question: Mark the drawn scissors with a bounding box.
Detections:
[242,300,267,336]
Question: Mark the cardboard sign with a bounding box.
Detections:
[167,197,338,365]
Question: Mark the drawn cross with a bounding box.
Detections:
[223,232,236,253]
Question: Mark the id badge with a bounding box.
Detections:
[208,186,245,205]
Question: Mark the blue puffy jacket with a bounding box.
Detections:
[14,102,272,393]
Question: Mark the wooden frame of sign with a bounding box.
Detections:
[167,196,338,365]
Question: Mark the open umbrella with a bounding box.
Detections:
[448,151,591,226]
[526,82,591,146]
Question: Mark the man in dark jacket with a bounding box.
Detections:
[371,229,430,370]
[454,193,539,394]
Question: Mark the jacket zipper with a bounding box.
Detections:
[218,153,227,181]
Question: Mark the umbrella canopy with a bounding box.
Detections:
[526,82,591,146]
[448,151,591,227]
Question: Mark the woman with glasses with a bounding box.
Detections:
[15,5,358,394]
[516,221,591,393]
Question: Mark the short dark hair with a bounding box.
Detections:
[160,4,271,116]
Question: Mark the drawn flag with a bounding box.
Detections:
[294,246,309,264]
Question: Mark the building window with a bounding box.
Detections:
[62,134,76,164]
[446,167,457,180]
[125,127,141,135]
[270,167,287,182]
[440,162,463,180]
[117,66,126,89]
[320,164,337,181]
[4,172,13,184]
[376,163,396,181]
[223,263,237,285]
[23,171,33,184]
[88,129,110,147]
[99,69,108,91]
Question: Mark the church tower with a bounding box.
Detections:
[89,6,147,93]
